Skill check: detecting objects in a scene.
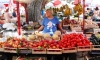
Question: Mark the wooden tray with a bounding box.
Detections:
[63,47,77,53]
[85,34,92,38]
[47,49,62,54]
[0,48,4,52]
[77,46,91,52]
[71,26,82,32]
[92,45,100,50]
[32,49,46,54]
[4,47,31,53]
[4,47,17,53]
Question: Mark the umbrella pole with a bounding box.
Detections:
[16,2,21,35]
[25,4,29,24]
[83,0,85,34]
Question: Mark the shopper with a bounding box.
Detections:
[12,9,17,17]
[83,16,97,33]
[61,16,71,31]
[93,7,99,21]
[12,9,17,23]
[4,8,12,23]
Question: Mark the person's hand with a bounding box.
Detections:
[61,30,66,34]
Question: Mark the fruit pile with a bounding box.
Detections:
[89,34,100,45]
[64,4,72,16]
[29,33,91,49]
[29,40,59,49]
[0,42,4,48]
[74,3,83,15]
[4,33,91,49]
[59,33,91,48]
[4,38,29,48]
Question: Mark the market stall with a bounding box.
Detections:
[0,0,100,60]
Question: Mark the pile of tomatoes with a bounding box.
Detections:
[59,33,92,48]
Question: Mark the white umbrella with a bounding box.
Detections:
[89,0,100,7]
[45,0,75,9]
[45,2,55,9]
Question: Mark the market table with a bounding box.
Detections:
[0,46,92,60]
[0,51,77,60]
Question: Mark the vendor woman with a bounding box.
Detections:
[35,9,66,35]
[35,9,65,60]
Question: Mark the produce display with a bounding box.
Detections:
[74,3,83,15]
[96,33,100,38]
[54,30,61,37]
[59,33,91,48]
[64,5,72,16]
[0,42,4,48]
[43,33,51,40]
[90,34,100,45]
[3,33,91,49]
[4,38,29,48]
[52,34,60,40]
[29,34,36,41]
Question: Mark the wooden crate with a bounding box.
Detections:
[47,49,62,54]
[71,27,82,32]
[32,49,46,54]
[93,29,100,34]
[77,46,91,52]
[71,25,82,32]
[63,47,77,53]
[4,47,31,53]
[13,56,47,60]
[92,45,100,50]
[85,34,92,38]
[4,47,16,53]
[0,48,4,52]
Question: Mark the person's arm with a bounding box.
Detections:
[37,25,44,32]
[60,20,63,27]
[58,23,66,33]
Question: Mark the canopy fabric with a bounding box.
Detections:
[53,0,61,6]
[15,0,34,3]
[45,0,68,9]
